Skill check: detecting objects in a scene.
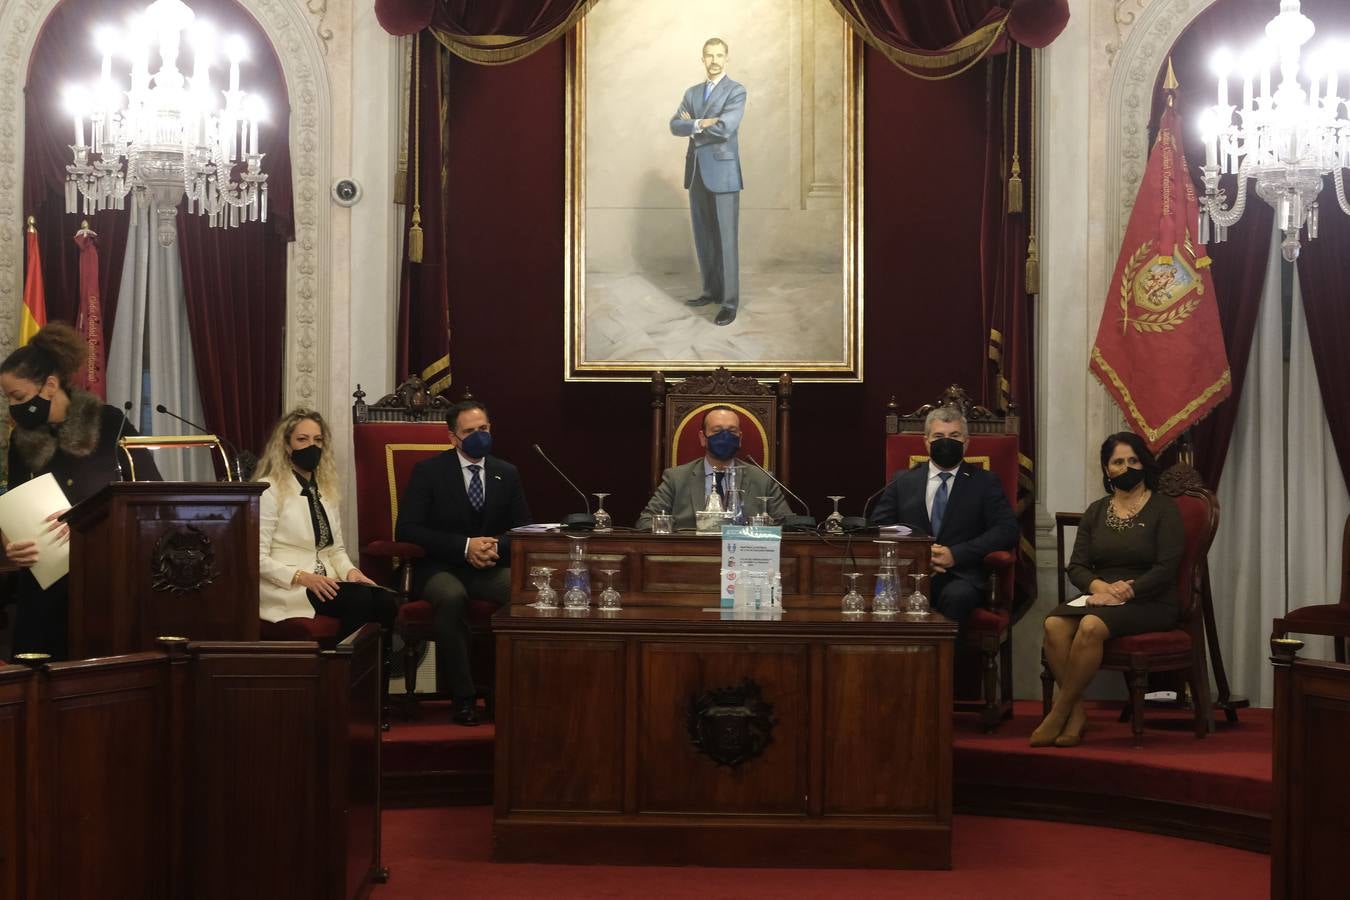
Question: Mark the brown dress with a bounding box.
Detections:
[1047,492,1184,637]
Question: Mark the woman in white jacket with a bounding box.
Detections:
[255,408,393,638]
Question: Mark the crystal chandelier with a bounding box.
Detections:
[63,0,268,247]
[1198,0,1350,261]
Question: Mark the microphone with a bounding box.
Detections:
[114,400,133,480]
[741,455,816,530]
[531,443,596,530]
[845,481,892,533]
[155,403,241,481]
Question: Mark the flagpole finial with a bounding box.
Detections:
[80,219,90,230]
[1164,57,1180,91]
[25,215,36,233]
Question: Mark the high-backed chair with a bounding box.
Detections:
[351,377,494,715]
[651,367,791,489]
[1273,513,1350,663]
[1042,464,1219,742]
[885,385,1020,731]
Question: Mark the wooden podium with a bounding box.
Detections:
[63,482,265,658]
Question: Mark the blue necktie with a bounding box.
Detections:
[704,81,714,102]
[467,464,484,512]
[713,470,725,503]
[931,472,952,537]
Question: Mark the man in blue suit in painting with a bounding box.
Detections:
[670,37,747,327]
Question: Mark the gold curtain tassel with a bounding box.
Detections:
[1007,168,1024,214]
[393,168,408,205]
[408,207,424,263]
[1025,234,1040,294]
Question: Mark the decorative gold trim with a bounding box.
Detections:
[828,1,1009,81]
[907,454,992,471]
[120,435,234,482]
[670,402,772,471]
[429,0,599,66]
[385,442,451,535]
[1089,346,1231,445]
[564,18,863,382]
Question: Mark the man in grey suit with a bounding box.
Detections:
[638,406,792,530]
[669,37,747,327]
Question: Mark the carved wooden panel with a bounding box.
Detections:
[822,642,951,816]
[505,639,625,813]
[639,641,809,815]
[0,669,31,900]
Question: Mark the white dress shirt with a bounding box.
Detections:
[925,460,960,521]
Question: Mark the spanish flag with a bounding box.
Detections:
[19,216,46,346]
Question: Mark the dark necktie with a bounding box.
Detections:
[931,472,952,536]
[467,464,484,512]
[713,470,725,503]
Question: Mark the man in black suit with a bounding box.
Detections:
[869,407,1017,626]
[396,400,531,725]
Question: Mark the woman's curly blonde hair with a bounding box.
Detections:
[253,407,341,505]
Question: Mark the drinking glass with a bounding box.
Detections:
[751,495,774,526]
[563,565,591,610]
[841,572,866,614]
[529,566,558,610]
[652,510,675,534]
[593,493,613,532]
[873,540,900,569]
[567,533,589,562]
[906,572,930,616]
[598,568,622,610]
[825,496,845,534]
[872,572,899,614]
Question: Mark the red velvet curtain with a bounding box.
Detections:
[23,0,141,331]
[175,0,294,456]
[376,0,594,63]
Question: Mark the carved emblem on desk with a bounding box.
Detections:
[151,526,218,593]
[687,678,776,767]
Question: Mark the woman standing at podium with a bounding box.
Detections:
[255,408,394,639]
[0,323,160,659]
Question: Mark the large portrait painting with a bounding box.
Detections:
[565,0,862,380]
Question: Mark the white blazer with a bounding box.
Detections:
[258,476,358,623]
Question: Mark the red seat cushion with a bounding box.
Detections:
[467,598,496,629]
[260,616,340,642]
[1105,629,1191,655]
[967,607,1010,634]
[396,600,434,626]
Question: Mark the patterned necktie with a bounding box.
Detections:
[931,472,952,537]
[467,464,484,512]
[713,470,725,503]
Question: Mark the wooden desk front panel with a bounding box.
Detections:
[510,532,931,609]
[494,607,954,868]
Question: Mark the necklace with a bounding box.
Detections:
[1105,490,1149,532]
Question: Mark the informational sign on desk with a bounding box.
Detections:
[720,525,781,608]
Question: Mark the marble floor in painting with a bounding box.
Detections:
[584,270,847,364]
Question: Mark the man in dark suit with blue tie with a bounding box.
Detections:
[869,407,1018,627]
[396,400,532,725]
[670,37,747,326]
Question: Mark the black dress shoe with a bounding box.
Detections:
[451,700,481,727]
[685,295,718,307]
[714,308,737,326]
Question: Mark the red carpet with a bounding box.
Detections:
[372,805,1268,899]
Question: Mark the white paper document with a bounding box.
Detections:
[878,524,913,536]
[1067,596,1088,607]
[0,473,72,589]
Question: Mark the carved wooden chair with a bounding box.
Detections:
[885,385,1021,731]
[1042,464,1219,742]
[650,367,792,489]
[1273,513,1350,663]
[351,377,494,716]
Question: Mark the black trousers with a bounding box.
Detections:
[307,582,396,640]
[931,572,984,632]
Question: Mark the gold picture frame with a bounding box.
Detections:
[564,1,863,382]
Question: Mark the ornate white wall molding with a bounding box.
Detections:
[1106,0,1221,257]
[0,0,333,418]
[1106,0,1148,67]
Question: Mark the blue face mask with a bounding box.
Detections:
[705,430,740,461]
[459,430,492,459]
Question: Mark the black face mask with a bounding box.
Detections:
[291,444,323,473]
[1110,467,1146,492]
[929,437,965,469]
[10,392,51,429]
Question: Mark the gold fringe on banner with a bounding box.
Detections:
[408,33,424,263]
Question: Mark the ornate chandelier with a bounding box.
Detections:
[1199,0,1350,261]
[63,0,267,247]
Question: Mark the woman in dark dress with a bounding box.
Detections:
[1,323,159,659]
[1032,432,1184,747]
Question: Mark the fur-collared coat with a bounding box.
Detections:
[7,389,160,506]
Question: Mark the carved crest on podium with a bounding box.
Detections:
[687,678,776,767]
[151,526,218,594]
